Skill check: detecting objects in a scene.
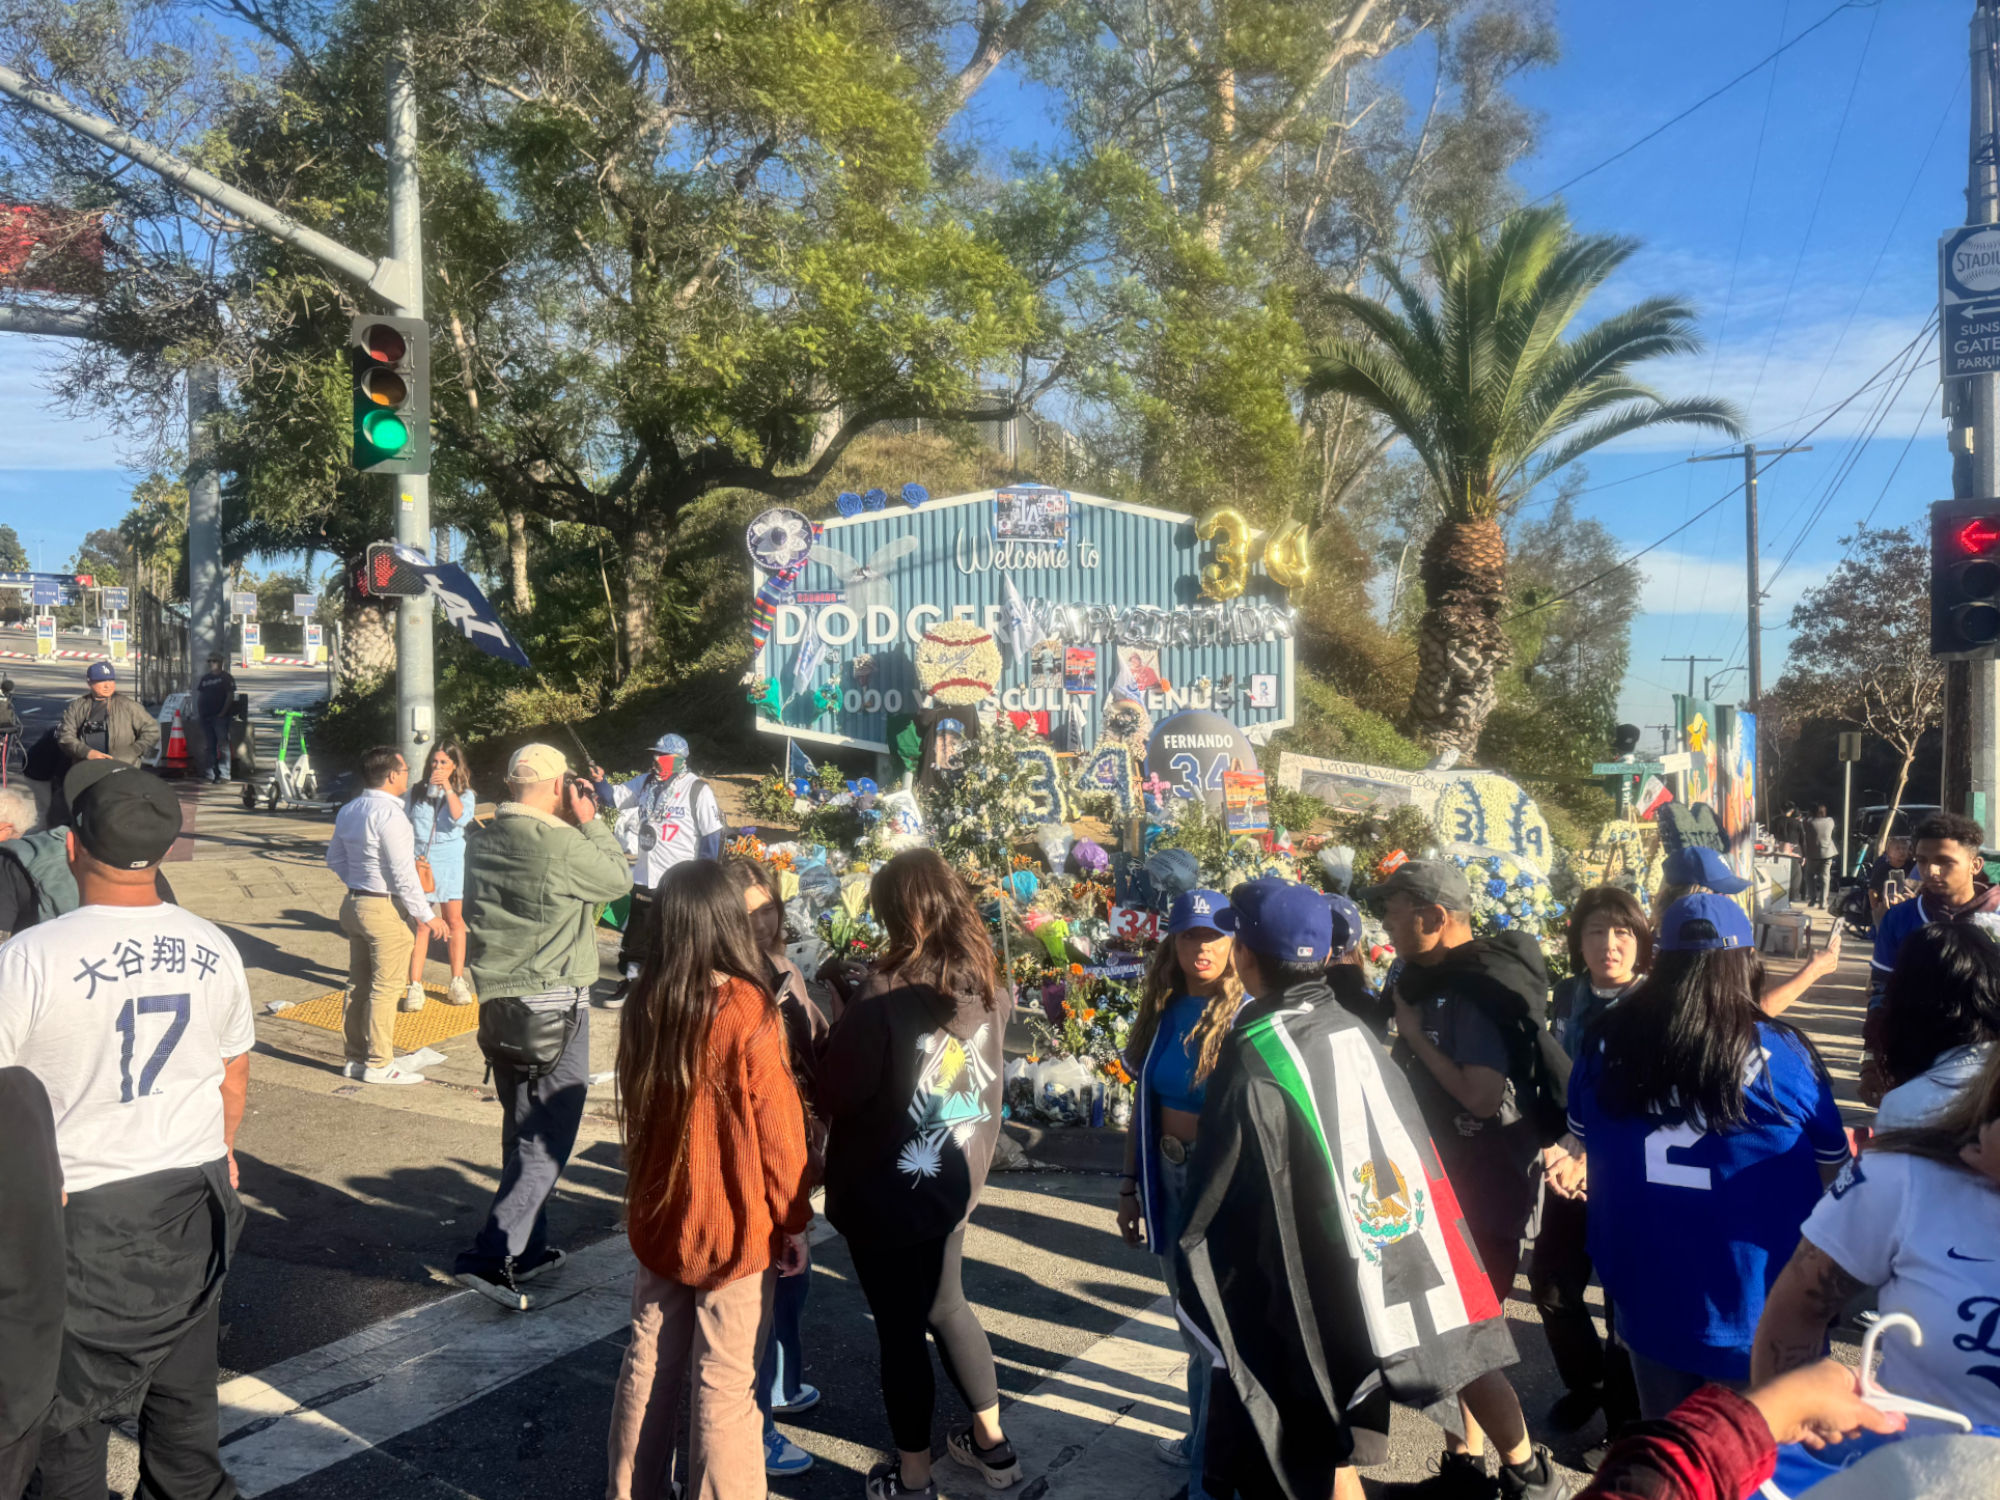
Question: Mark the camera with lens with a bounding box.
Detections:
[560,772,598,825]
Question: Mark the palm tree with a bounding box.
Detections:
[1304,206,1743,755]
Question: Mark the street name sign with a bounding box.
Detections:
[1941,225,2000,381]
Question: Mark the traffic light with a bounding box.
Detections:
[1931,497,2000,657]
[347,314,430,474]
[361,543,430,598]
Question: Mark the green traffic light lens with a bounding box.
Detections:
[362,410,410,451]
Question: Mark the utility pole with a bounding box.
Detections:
[385,43,433,779]
[1660,654,1723,705]
[1651,724,1677,756]
[1689,441,1812,859]
[1705,665,1745,701]
[186,364,225,672]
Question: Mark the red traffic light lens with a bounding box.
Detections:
[362,323,407,364]
[1958,518,2000,555]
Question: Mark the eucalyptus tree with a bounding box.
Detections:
[1303,206,1741,753]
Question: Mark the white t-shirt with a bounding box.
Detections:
[610,771,723,890]
[1874,1043,1994,1131]
[0,904,256,1193]
[1804,1151,2000,1428]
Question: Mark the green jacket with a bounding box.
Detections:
[0,830,79,926]
[464,804,631,999]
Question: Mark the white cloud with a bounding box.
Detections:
[0,344,135,470]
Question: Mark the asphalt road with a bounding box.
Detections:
[0,671,1881,1499]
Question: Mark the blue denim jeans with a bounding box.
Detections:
[758,1244,811,1438]
[1156,1153,1212,1500]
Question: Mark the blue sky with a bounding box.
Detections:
[0,0,1967,742]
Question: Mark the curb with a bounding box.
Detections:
[1002,1118,1127,1173]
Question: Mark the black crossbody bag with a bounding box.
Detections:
[477,993,583,1079]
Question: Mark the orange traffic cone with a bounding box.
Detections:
[165,709,190,775]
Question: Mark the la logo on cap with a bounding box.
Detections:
[1193,896,1211,913]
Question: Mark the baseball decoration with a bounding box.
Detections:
[915,618,1003,706]
[745,507,815,573]
[1099,694,1153,756]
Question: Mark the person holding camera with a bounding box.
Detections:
[453,744,630,1310]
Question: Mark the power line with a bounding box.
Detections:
[1515,0,1879,215]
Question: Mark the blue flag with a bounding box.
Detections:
[389,545,533,669]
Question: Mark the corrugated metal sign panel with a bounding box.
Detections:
[754,489,1296,754]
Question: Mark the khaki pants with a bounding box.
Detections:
[339,893,415,1069]
[606,1263,774,1500]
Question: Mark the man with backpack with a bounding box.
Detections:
[590,732,723,1008]
[1376,860,1567,1498]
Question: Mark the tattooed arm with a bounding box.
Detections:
[1751,1238,1869,1385]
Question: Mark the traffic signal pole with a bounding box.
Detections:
[0,54,430,762]
[385,46,434,779]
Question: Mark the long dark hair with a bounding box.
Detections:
[1566,886,1654,980]
[1593,947,1828,1129]
[870,848,997,1009]
[422,740,471,795]
[617,860,777,1228]
[1881,922,2000,1087]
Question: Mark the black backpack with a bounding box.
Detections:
[23,728,64,784]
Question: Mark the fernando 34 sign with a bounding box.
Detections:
[751,488,1298,755]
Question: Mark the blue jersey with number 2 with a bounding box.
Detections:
[1569,1022,1849,1380]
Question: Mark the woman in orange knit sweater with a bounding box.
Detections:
[605,860,814,1500]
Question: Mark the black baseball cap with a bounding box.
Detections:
[1364,858,1473,913]
[64,761,183,870]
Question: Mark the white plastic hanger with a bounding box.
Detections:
[1859,1312,1976,1432]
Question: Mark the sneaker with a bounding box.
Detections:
[597,980,628,1012]
[513,1247,567,1282]
[1153,1435,1189,1467]
[361,1064,425,1085]
[1498,1446,1570,1500]
[341,1060,366,1079]
[773,1383,821,1416]
[445,975,476,1007]
[1580,1443,1610,1473]
[1378,1450,1499,1499]
[456,1264,532,1311]
[765,1429,813,1476]
[399,982,427,1013]
[863,1462,937,1499]
[1546,1385,1602,1434]
[946,1428,1020,1490]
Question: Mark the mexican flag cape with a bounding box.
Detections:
[1174,982,1519,1499]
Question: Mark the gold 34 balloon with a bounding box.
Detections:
[1195,508,1312,598]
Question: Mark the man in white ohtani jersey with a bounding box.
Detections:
[591,732,723,1007]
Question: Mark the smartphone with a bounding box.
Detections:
[1882,870,1909,901]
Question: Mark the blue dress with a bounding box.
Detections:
[410,787,477,902]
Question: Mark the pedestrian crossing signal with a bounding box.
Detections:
[347,314,430,474]
[361,544,429,598]
[1932,498,2000,658]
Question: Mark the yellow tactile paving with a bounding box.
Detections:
[277,984,483,1048]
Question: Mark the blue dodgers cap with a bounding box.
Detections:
[1218,879,1335,963]
[650,733,690,757]
[1662,844,1751,896]
[86,660,116,683]
[1326,893,1363,958]
[1167,888,1231,935]
[1657,892,1755,952]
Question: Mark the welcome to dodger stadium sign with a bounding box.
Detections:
[750,487,1298,756]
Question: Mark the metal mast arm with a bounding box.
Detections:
[0,62,413,307]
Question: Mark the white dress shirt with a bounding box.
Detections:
[327,788,433,922]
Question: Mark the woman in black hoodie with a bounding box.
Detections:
[818,848,1019,1499]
